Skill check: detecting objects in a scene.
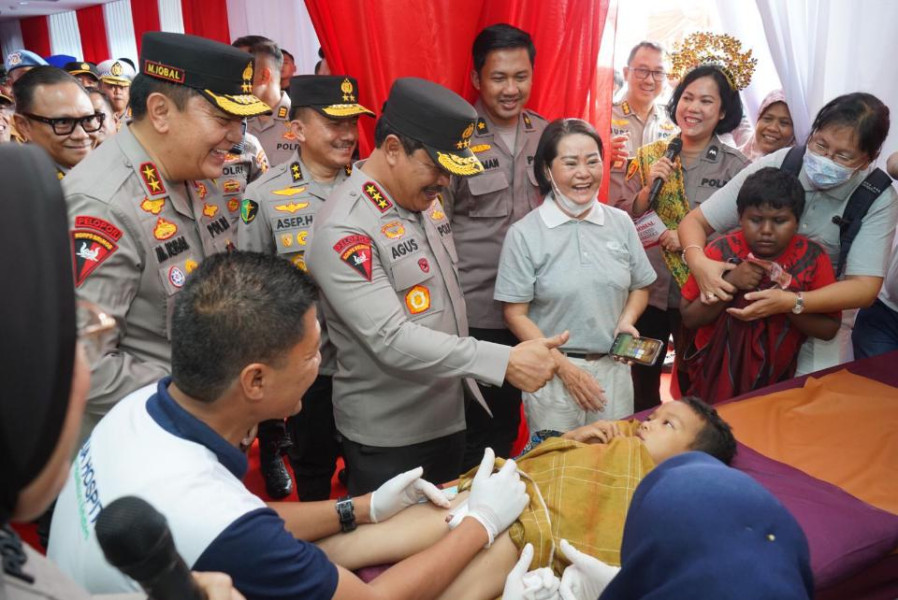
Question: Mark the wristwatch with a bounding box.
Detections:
[335,496,356,532]
[791,291,805,315]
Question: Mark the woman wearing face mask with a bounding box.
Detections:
[679,92,896,374]
[620,64,750,410]
[494,119,656,434]
[739,89,795,161]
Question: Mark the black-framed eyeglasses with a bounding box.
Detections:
[22,111,105,135]
[630,67,666,82]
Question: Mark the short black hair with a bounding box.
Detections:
[314,60,324,75]
[533,118,604,196]
[681,396,737,465]
[736,167,805,220]
[472,23,535,74]
[128,73,197,120]
[809,92,890,161]
[171,251,318,403]
[232,36,283,71]
[373,115,425,154]
[667,64,743,136]
[627,41,664,66]
[13,66,86,115]
[86,86,114,113]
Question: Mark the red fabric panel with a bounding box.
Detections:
[19,16,51,58]
[305,0,611,159]
[76,5,110,63]
[130,0,161,55]
[181,0,231,45]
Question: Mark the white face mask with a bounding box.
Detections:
[803,149,857,189]
[547,170,596,217]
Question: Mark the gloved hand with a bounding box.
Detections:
[464,448,529,546]
[369,466,451,523]
[559,539,620,600]
[503,543,561,600]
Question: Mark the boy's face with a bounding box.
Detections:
[740,204,799,259]
[638,401,705,464]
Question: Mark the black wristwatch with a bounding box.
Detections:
[335,496,356,533]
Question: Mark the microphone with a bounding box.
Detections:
[96,496,207,600]
[647,137,683,208]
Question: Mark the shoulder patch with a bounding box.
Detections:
[241,199,259,224]
[363,181,392,212]
[333,234,373,280]
[139,162,166,196]
[705,145,720,161]
[71,216,123,287]
[289,161,303,182]
[405,285,431,314]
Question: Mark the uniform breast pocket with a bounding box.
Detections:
[467,170,510,218]
[391,256,442,320]
[602,241,632,291]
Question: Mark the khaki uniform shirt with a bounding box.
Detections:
[65,125,242,442]
[306,164,511,447]
[220,132,269,198]
[622,136,749,309]
[444,100,547,329]
[247,93,298,168]
[237,152,351,375]
[608,99,677,208]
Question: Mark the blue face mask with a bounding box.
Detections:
[803,149,857,189]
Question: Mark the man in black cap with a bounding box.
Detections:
[239,74,374,500]
[63,61,100,88]
[64,31,271,443]
[306,76,566,494]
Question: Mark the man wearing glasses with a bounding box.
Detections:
[12,67,101,177]
[64,32,271,443]
[608,41,677,207]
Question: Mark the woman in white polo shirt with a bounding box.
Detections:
[494,118,656,434]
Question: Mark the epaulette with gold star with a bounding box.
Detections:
[344,164,353,176]
[362,181,392,212]
[289,161,303,182]
[139,162,166,196]
[475,117,489,135]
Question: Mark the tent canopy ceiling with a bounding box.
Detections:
[0,1,113,21]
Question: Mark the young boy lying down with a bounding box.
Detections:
[314,397,736,600]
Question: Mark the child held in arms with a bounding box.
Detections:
[680,167,841,403]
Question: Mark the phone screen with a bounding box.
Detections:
[610,333,664,366]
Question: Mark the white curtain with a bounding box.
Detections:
[157,0,186,34]
[226,0,321,74]
[104,0,139,67]
[753,0,898,164]
[48,11,84,59]
[0,20,24,59]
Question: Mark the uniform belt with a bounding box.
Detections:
[563,352,608,361]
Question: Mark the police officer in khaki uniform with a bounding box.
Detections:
[239,74,374,500]
[233,36,299,167]
[608,42,677,209]
[307,77,565,494]
[66,31,271,442]
[443,24,547,468]
[97,59,136,131]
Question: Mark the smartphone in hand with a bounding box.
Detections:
[610,333,665,366]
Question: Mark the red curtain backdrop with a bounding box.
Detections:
[76,5,110,63]
[130,0,161,55]
[305,0,611,159]
[181,0,231,45]
[20,16,51,58]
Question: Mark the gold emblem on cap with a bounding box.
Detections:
[462,123,474,139]
[341,78,355,102]
[242,62,254,94]
[437,151,483,176]
[81,62,89,70]
[111,61,123,76]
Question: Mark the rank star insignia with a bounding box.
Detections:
[140,162,166,195]
[363,182,392,212]
[290,162,303,182]
[522,113,533,130]
[344,165,353,176]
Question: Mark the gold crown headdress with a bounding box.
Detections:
[669,32,757,91]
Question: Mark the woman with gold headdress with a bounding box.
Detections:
[619,60,750,409]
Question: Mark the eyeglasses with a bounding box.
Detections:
[630,67,666,82]
[807,137,865,168]
[22,111,105,135]
[76,301,117,365]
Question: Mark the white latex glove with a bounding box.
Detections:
[503,543,562,600]
[559,539,620,600]
[464,448,529,546]
[369,466,451,523]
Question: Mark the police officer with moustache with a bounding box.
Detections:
[65,31,272,442]
[442,24,548,469]
[233,36,298,167]
[239,75,375,500]
[96,58,136,131]
[307,77,566,494]
[608,41,677,208]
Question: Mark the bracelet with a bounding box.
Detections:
[335,496,356,533]
[681,244,704,265]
